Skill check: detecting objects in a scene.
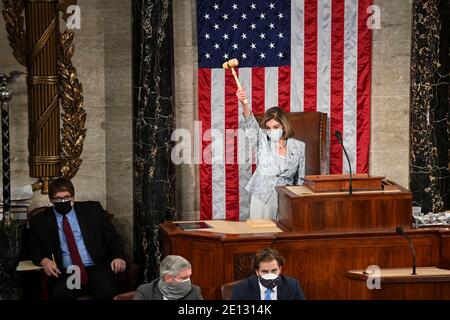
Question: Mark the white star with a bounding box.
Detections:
[241,53,247,59]
[222,33,229,40]
[241,33,247,39]
[204,14,210,20]
[213,4,219,10]
[223,53,229,59]
[222,14,228,20]
[232,43,238,50]
[232,24,238,30]
[213,24,220,30]
[214,43,220,50]
[269,42,275,49]
[269,3,275,9]
[259,13,266,20]
[278,32,284,39]
[250,3,256,10]
[241,13,247,20]
[205,53,211,59]
[204,33,210,39]
[278,13,284,19]
[250,43,256,49]
[259,33,266,39]
[278,52,284,58]
[269,23,275,29]
[250,23,256,30]
[232,4,238,10]
[260,52,266,59]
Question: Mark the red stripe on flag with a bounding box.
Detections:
[330,0,345,174]
[251,67,265,173]
[252,67,265,116]
[278,66,291,112]
[198,69,212,220]
[357,0,372,173]
[303,0,318,112]
[225,69,240,221]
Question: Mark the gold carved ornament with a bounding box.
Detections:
[2,0,86,192]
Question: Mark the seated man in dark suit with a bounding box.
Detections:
[29,177,126,300]
[231,248,305,300]
[133,255,203,300]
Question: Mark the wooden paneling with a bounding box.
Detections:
[161,223,449,300]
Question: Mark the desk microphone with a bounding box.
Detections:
[335,130,352,194]
[396,226,417,275]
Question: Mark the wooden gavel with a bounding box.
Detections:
[222,58,248,104]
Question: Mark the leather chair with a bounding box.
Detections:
[255,111,327,175]
[221,279,244,300]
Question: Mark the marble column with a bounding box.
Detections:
[410,0,450,212]
[132,0,176,282]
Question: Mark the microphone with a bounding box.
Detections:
[335,130,352,194]
[396,226,417,275]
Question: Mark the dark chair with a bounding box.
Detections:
[221,279,244,300]
[255,111,328,175]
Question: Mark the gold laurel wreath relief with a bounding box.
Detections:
[58,28,87,180]
[1,0,26,66]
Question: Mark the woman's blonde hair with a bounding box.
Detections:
[260,107,294,140]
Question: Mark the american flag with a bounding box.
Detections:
[197,0,372,220]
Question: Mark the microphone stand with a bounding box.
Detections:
[396,227,417,275]
[342,145,352,195]
[335,131,352,195]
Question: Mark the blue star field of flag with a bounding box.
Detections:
[197,0,291,68]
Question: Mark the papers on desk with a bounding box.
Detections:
[16,260,43,271]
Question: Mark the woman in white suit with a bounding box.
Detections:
[237,88,306,221]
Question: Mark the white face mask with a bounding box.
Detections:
[260,273,279,280]
[268,129,283,142]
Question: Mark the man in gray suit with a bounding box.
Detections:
[133,255,203,300]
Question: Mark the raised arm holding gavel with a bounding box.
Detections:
[222,58,251,118]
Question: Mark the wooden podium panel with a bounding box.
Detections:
[304,174,384,193]
[347,267,450,299]
[160,222,450,300]
[277,182,412,232]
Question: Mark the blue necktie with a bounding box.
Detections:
[264,288,272,300]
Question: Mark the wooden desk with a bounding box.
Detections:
[347,267,450,299]
[161,222,450,300]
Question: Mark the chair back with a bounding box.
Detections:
[255,111,327,175]
[221,279,244,300]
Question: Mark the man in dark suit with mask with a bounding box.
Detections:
[29,177,126,300]
[231,248,305,300]
[133,255,203,300]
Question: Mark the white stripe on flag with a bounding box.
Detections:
[343,0,358,173]
[211,69,225,220]
[238,67,252,220]
[265,67,278,110]
[290,0,305,112]
[317,0,332,174]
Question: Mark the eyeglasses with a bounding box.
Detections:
[51,196,73,203]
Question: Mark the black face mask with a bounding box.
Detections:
[259,274,281,290]
[53,201,73,215]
